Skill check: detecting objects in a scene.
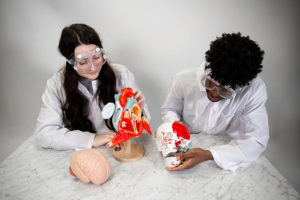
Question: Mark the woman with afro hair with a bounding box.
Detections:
[161,33,269,171]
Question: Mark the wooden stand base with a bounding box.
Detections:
[113,140,144,162]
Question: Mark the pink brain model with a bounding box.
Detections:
[69,148,110,185]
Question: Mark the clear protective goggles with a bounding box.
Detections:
[201,74,236,99]
[67,47,107,73]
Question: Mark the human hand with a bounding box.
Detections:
[133,89,145,110]
[165,148,213,171]
[92,131,116,147]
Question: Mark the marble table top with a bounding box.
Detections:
[0,134,299,200]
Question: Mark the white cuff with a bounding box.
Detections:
[75,134,95,151]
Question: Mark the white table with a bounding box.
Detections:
[0,134,299,200]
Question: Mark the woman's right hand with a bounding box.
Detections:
[92,131,116,147]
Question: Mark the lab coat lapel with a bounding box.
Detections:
[78,82,93,100]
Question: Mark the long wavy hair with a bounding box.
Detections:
[58,24,117,133]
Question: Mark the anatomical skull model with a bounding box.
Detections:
[155,122,191,168]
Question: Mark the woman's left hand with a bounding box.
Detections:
[133,89,145,110]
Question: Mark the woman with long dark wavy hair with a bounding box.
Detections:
[35,24,151,150]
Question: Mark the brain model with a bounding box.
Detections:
[69,148,110,185]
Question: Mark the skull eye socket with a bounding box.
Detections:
[181,140,186,146]
[166,132,173,140]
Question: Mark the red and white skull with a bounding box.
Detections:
[155,122,191,167]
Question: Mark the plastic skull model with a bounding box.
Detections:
[102,88,152,147]
[155,122,191,168]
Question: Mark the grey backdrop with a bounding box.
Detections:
[0,0,299,192]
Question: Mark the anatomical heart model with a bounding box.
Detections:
[155,122,191,168]
[102,88,152,162]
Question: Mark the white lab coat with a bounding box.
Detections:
[161,62,269,171]
[35,64,151,150]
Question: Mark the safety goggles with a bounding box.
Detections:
[201,74,235,99]
[67,48,106,73]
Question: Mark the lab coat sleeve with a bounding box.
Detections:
[120,67,151,121]
[35,76,95,150]
[161,75,183,122]
[209,81,269,171]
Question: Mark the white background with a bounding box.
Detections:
[0,0,299,192]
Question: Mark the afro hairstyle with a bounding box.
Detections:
[205,32,264,89]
